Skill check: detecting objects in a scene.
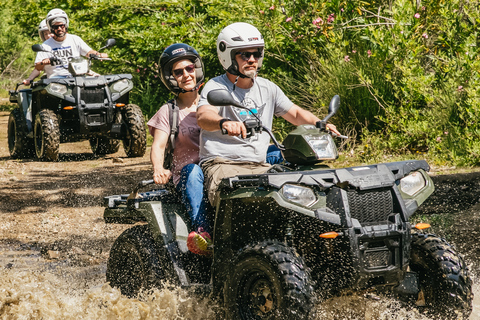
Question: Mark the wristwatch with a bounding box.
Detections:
[219,118,231,130]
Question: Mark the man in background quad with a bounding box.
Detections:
[34,8,107,78]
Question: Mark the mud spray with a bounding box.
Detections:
[0,258,477,319]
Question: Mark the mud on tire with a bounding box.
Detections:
[410,233,473,319]
[224,240,316,320]
[106,225,165,298]
[8,108,34,158]
[122,104,146,158]
[34,109,60,161]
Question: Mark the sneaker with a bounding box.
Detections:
[187,228,213,256]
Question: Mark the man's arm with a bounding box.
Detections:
[86,50,108,58]
[197,105,247,138]
[282,104,341,135]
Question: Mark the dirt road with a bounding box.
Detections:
[0,110,151,282]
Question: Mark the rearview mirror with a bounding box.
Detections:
[32,44,52,53]
[207,89,244,108]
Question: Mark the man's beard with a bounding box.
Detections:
[243,69,257,79]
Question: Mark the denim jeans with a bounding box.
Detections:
[266,144,284,165]
[176,163,211,234]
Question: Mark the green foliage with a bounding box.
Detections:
[1,0,480,167]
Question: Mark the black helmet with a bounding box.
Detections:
[159,43,205,94]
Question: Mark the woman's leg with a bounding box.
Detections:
[266,144,284,165]
[177,164,211,234]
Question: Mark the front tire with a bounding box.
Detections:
[410,233,473,319]
[34,109,60,161]
[8,108,34,158]
[106,225,165,298]
[122,104,146,158]
[224,240,316,320]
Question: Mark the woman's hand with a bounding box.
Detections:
[153,168,172,185]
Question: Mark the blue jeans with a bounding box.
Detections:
[176,164,211,234]
[266,144,284,165]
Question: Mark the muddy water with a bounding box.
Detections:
[1,204,478,320]
[0,247,477,320]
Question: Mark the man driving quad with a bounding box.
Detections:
[34,8,107,78]
[196,22,341,207]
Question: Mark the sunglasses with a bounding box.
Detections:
[173,64,195,77]
[52,24,66,30]
[237,51,262,61]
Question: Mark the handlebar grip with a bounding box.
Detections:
[140,180,155,186]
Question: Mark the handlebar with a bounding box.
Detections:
[332,133,349,139]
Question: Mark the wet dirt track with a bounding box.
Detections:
[0,111,478,319]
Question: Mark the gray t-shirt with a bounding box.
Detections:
[198,74,293,163]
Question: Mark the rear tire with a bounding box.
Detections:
[224,240,316,320]
[122,104,146,157]
[106,225,165,298]
[34,109,60,161]
[89,136,120,155]
[8,108,34,158]
[410,233,473,319]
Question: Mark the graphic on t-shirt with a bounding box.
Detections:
[235,97,265,122]
[52,46,74,67]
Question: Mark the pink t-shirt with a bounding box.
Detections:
[147,103,200,185]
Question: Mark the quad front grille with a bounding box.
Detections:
[364,250,390,268]
[73,87,105,104]
[347,189,393,224]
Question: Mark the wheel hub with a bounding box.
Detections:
[250,281,274,315]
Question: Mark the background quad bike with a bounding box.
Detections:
[8,97,146,161]
[8,39,147,161]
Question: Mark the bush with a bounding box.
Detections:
[1,0,480,167]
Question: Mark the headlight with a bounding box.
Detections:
[46,83,68,98]
[400,172,426,196]
[281,184,317,207]
[111,79,132,94]
[305,134,338,160]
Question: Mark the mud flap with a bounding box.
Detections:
[150,202,191,286]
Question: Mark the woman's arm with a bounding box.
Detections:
[150,128,172,184]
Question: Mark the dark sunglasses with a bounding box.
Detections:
[52,24,66,30]
[173,64,195,77]
[237,51,262,61]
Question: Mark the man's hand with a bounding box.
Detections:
[153,168,172,185]
[222,120,247,138]
[41,58,51,66]
[326,123,341,136]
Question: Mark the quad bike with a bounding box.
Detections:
[8,38,146,161]
[103,90,473,319]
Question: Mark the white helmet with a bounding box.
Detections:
[46,8,69,33]
[38,19,49,41]
[216,22,264,76]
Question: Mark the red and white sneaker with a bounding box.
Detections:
[187,228,213,256]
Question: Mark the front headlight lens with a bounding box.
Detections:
[400,172,426,196]
[111,79,131,93]
[281,184,317,207]
[305,134,338,160]
[46,83,68,97]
